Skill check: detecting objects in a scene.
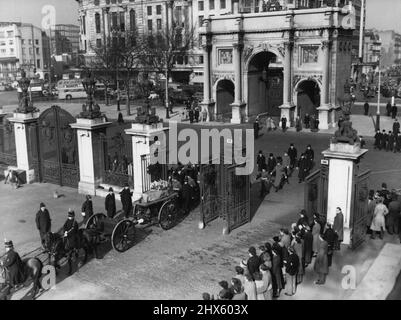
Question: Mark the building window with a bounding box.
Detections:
[199,55,204,64]
[35,39,39,45]
[111,12,118,30]
[210,0,215,9]
[157,19,162,30]
[10,48,14,54]
[37,59,40,68]
[36,48,39,54]
[198,16,204,27]
[21,39,25,45]
[120,12,125,31]
[220,0,226,9]
[7,31,13,38]
[28,39,32,45]
[130,9,136,31]
[29,48,33,55]
[156,5,162,15]
[95,13,101,33]
[147,6,152,16]
[199,1,204,11]
[9,40,13,45]
[300,45,319,64]
[147,20,153,33]
[96,39,102,48]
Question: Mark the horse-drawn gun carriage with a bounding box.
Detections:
[85,185,183,253]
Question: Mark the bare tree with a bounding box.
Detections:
[140,25,197,118]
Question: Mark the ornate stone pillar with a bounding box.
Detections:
[317,40,331,130]
[279,40,295,124]
[168,0,174,31]
[200,36,215,121]
[231,42,245,124]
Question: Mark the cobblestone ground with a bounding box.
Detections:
[1,129,401,300]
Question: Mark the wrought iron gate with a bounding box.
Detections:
[200,162,220,225]
[304,164,329,222]
[223,163,251,233]
[350,170,370,249]
[34,106,79,188]
[0,115,16,169]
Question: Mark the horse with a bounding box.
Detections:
[0,257,43,300]
[44,229,98,275]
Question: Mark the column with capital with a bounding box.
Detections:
[317,40,331,130]
[230,42,246,124]
[279,40,295,125]
[168,0,174,31]
[200,40,215,121]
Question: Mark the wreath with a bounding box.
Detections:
[147,162,162,181]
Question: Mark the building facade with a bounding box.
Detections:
[361,29,380,76]
[51,24,81,55]
[378,30,401,68]
[0,22,44,81]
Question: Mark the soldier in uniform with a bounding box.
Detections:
[0,240,25,289]
[35,202,51,248]
[63,210,79,252]
[81,195,93,224]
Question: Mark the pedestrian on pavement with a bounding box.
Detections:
[370,197,389,239]
[293,236,304,285]
[284,246,299,296]
[105,187,116,218]
[254,118,260,139]
[267,153,277,176]
[35,202,51,248]
[304,144,315,171]
[243,273,257,300]
[258,169,268,198]
[391,104,397,119]
[393,119,400,135]
[247,247,261,279]
[81,195,93,225]
[194,106,200,123]
[281,115,287,132]
[295,115,302,132]
[120,183,133,218]
[288,143,298,174]
[297,153,309,183]
[374,130,382,150]
[323,223,336,267]
[189,108,194,123]
[396,133,401,152]
[386,101,392,117]
[259,264,273,300]
[312,216,321,256]
[387,192,401,235]
[256,150,266,172]
[254,271,268,300]
[297,210,309,228]
[282,152,291,178]
[314,234,329,285]
[231,278,246,300]
[271,246,284,298]
[366,190,377,234]
[364,101,370,116]
[182,177,193,215]
[304,113,310,129]
[234,266,246,289]
[333,207,344,248]
[359,135,366,148]
[303,225,313,266]
[380,130,388,150]
[202,108,208,122]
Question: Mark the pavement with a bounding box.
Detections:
[1,129,401,300]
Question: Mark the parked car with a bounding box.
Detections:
[148,91,160,100]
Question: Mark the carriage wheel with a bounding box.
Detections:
[111,220,136,253]
[158,199,178,230]
[85,213,107,231]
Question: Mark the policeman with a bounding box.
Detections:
[0,240,25,289]
[63,210,79,251]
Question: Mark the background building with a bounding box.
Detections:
[378,30,401,68]
[0,22,44,81]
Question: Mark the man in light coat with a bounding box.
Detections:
[370,197,389,239]
[259,264,273,300]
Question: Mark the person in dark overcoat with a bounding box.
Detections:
[393,119,400,135]
[271,246,284,298]
[256,150,266,172]
[105,187,116,218]
[333,207,344,245]
[391,104,397,119]
[297,154,309,183]
[387,193,401,235]
[81,195,93,224]
[312,217,321,256]
[304,145,314,171]
[363,101,369,116]
[120,184,133,218]
[254,119,260,139]
[63,210,79,251]
[314,235,329,285]
[181,177,193,214]
[292,236,304,285]
[323,223,337,267]
[281,116,287,132]
[284,246,299,296]
[266,153,277,176]
[35,202,51,247]
[302,225,313,266]
[397,133,401,152]
[287,143,298,173]
[386,101,392,117]
[189,108,194,123]
[0,241,25,288]
[387,131,394,152]
[380,130,388,150]
[374,130,382,149]
[247,247,261,279]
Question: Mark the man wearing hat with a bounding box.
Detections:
[0,240,25,288]
[120,183,133,218]
[63,210,79,251]
[35,202,51,248]
[247,246,261,279]
[81,195,94,224]
[105,187,116,218]
[181,176,193,215]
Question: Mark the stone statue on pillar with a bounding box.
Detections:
[332,111,359,145]
[16,70,39,114]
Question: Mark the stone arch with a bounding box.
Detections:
[214,78,235,120]
[293,77,322,118]
[244,44,284,73]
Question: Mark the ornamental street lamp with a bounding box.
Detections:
[376,58,381,131]
[79,69,102,119]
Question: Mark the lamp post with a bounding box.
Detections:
[165,52,170,119]
[376,58,381,131]
[80,69,102,119]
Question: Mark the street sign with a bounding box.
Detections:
[321,159,329,165]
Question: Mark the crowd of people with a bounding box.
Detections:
[256,143,315,198]
[185,99,207,123]
[203,207,345,300]
[373,119,401,152]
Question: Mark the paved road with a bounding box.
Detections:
[1,129,401,300]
